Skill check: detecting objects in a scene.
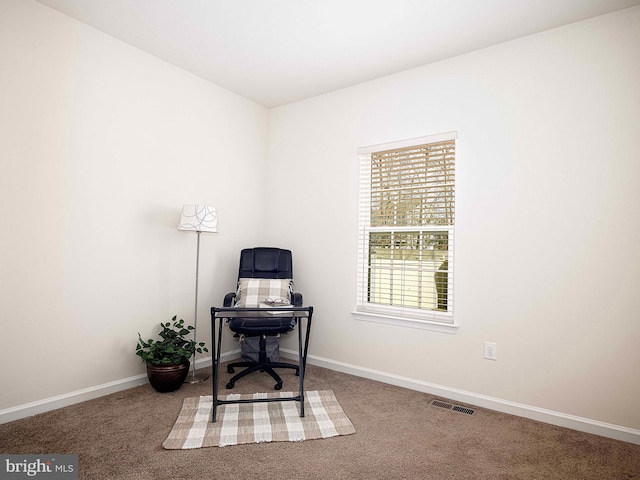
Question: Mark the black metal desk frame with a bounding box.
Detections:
[210,306,313,423]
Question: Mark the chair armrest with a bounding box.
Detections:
[292,292,303,307]
[223,292,236,307]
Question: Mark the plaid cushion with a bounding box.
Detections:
[235,278,293,308]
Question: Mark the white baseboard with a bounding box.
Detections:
[282,349,640,446]
[0,355,222,425]
[0,374,147,425]
[4,351,639,446]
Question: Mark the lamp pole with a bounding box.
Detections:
[186,230,208,383]
[178,204,217,384]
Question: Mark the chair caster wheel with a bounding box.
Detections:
[227,366,235,373]
[274,383,283,390]
[226,382,235,389]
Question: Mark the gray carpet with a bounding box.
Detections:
[1,362,639,479]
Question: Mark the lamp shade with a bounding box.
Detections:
[178,205,218,233]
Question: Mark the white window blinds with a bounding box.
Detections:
[356,132,456,324]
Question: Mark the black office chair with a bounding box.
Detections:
[222,247,303,390]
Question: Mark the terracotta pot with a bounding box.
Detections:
[146,361,190,392]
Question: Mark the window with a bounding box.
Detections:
[354,132,457,332]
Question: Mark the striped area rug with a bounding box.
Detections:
[162,390,355,449]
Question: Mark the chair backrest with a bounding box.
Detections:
[238,248,293,279]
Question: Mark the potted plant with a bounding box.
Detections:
[135,316,208,392]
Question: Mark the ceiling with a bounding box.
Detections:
[35,0,640,108]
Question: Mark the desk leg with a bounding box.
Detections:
[212,315,224,422]
[297,308,313,418]
[297,317,305,417]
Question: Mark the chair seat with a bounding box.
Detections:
[228,316,296,336]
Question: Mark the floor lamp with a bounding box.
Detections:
[178,204,218,383]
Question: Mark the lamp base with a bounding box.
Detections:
[184,371,209,384]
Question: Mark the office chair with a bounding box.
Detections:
[222,247,303,390]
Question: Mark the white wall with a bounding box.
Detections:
[267,7,640,432]
[0,0,268,410]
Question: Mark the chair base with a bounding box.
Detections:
[226,360,299,390]
[225,335,300,390]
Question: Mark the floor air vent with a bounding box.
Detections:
[429,399,475,415]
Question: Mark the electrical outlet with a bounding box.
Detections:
[484,341,497,360]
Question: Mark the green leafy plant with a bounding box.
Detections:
[135,316,208,366]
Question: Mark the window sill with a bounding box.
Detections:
[351,310,459,334]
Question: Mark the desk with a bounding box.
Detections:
[210,306,313,422]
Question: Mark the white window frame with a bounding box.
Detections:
[352,131,459,334]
